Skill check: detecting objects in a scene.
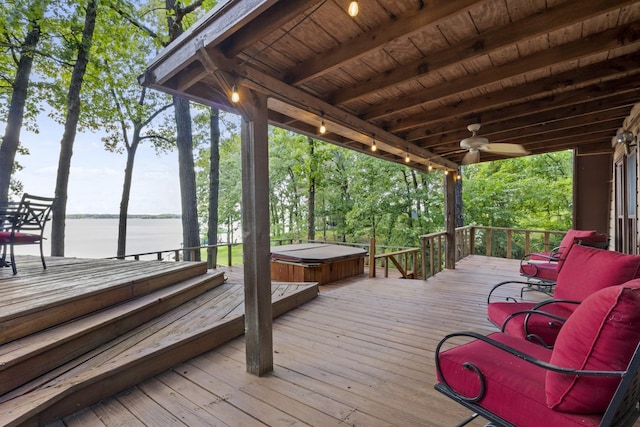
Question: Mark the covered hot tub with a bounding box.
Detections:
[270,243,367,285]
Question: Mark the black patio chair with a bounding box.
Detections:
[0,193,55,275]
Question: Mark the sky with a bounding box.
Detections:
[11,113,182,215]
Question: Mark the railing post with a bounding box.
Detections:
[420,237,427,280]
[506,230,512,259]
[228,243,233,266]
[543,232,550,252]
[369,237,376,278]
[469,227,475,255]
[525,231,531,255]
[429,238,435,277]
[486,229,492,256]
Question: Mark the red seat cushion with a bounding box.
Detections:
[546,281,640,413]
[437,333,603,426]
[519,261,559,282]
[0,231,41,244]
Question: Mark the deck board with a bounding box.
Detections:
[52,256,540,426]
[0,258,318,426]
[47,255,640,426]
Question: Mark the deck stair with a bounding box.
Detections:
[0,257,318,426]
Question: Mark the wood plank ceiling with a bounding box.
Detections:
[142,0,640,171]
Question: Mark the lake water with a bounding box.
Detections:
[16,218,184,259]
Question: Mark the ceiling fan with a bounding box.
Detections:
[460,123,530,164]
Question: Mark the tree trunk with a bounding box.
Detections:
[174,95,200,260]
[307,137,315,241]
[117,136,139,258]
[51,0,97,256]
[207,107,220,268]
[0,13,42,202]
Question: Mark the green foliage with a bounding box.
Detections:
[462,151,573,231]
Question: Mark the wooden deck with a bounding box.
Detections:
[0,256,318,426]
[48,255,554,427]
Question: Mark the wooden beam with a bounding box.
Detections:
[330,0,634,105]
[360,22,640,120]
[240,90,273,376]
[141,0,278,87]
[201,48,458,170]
[396,61,640,135]
[220,0,322,58]
[416,105,633,150]
[284,0,478,85]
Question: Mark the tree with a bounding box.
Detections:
[164,0,209,261]
[207,107,220,266]
[51,0,98,256]
[92,5,175,257]
[0,0,46,202]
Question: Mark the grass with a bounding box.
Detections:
[199,244,244,267]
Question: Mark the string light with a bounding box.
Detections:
[319,114,327,134]
[428,163,433,172]
[348,1,359,17]
[444,170,449,175]
[231,84,240,103]
[371,137,377,152]
[405,152,410,163]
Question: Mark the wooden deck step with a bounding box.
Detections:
[0,258,208,345]
[0,270,227,397]
[0,282,318,427]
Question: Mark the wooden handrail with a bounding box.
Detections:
[111,228,569,281]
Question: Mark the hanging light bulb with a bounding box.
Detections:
[371,137,377,152]
[348,1,359,17]
[231,84,240,103]
[444,169,449,175]
[428,163,433,172]
[319,117,327,134]
[405,152,410,163]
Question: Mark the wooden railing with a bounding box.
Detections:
[418,226,567,279]
[113,227,567,280]
[108,242,242,269]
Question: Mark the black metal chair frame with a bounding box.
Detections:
[434,331,640,427]
[0,193,54,275]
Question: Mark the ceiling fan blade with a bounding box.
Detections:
[479,143,530,156]
[462,150,480,165]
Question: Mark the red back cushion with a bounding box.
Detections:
[546,281,640,413]
[556,229,596,256]
[554,245,640,302]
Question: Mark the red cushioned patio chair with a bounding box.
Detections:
[519,230,608,289]
[436,281,640,427]
[487,244,640,347]
[0,193,54,275]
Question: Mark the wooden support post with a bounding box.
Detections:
[420,237,427,280]
[444,171,456,269]
[227,243,232,267]
[369,237,376,278]
[240,90,273,376]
